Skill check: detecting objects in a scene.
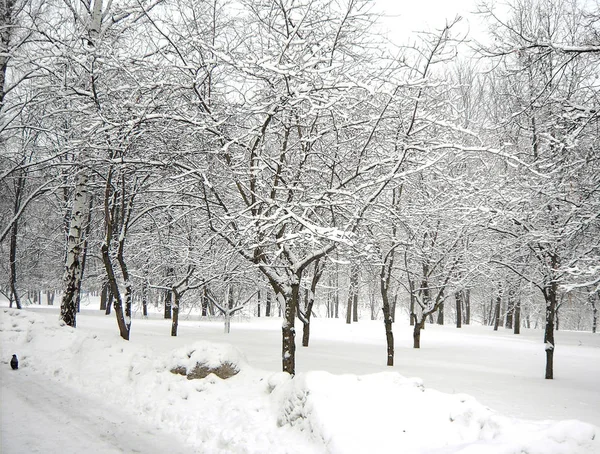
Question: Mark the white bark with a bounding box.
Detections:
[60,171,89,326]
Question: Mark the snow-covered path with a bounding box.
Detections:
[0,366,189,454]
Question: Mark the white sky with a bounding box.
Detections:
[373,0,489,45]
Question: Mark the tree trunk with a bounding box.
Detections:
[345,289,352,324]
[543,271,558,380]
[224,312,231,333]
[301,316,310,347]
[101,244,130,340]
[200,286,208,317]
[591,293,597,334]
[266,291,272,317]
[116,237,133,339]
[171,290,179,336]
[493,294,501,331]
[464,289,471,325]
[100,281,108,310]
[380,249,395,365]
[47,290,55,306]
[381,278,394,366]
[60,171,89,327]
[413,319,424,348]
[0,0,17,107]
[346,263,358,324]
[514,298,521,335]
[257,290,261,317]
[9,172,25,310]
[105,290,113,315]
[409,282,415,326]
[334,282,339,318]
[164,288,172,319]
[224,285,233,333]
[142,280,148,318]
[333,262,340,318]
[301,293,310,346]
[281,282,299,376]
[75,196,93,314]
[301,260,323,347]
[455,291,462,328]
[436,302,444,325]
[505,290,514,329]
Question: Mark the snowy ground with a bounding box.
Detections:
[1,302,599,453]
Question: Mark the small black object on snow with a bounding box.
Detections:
[10,354,18,370]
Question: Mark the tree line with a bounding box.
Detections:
[1,0,598,378]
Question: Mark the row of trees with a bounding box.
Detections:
[1,0,598,378]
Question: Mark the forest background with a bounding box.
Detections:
[1,0,599,379]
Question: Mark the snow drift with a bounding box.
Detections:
[1,308,598,453]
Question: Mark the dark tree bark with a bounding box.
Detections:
[505,288,514,329]
[334,270,339,319]
[514,297,521,334]
[409,280,416,326]
[266,290,272,317]
[201,286,209,317]
[301,292,310,346]
[455,291,462,328]
[345,284,353,324]
[346,263,359,324]
[493,294,501,331]
[543,254,559,380]
[380,251,395,366]
[100,169,134,341]
[105,290,113,315]
[436,302,444,325]
[413,319,424,348]
[47,290,55,306]
[257,290,261,317]
[100,281,108,310]
[102,243,129,340]
[300,259,324,347]
[164,290,172,319]
[141,280,148,318]
[281,281,300,375]
[75,196,93,313]
[171,290,179,337]
[164,267,174,319]
[9,172,25,310]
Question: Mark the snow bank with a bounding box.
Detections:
[2,308,598,453]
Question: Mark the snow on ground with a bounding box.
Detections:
[1,303,599,453]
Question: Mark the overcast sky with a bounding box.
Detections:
[374,0,489,45]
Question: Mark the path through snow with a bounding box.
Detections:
[0,366,190,454]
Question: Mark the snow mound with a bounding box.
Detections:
[169,342,246,379]
[269,371,599,453]
[2,308,599,454]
